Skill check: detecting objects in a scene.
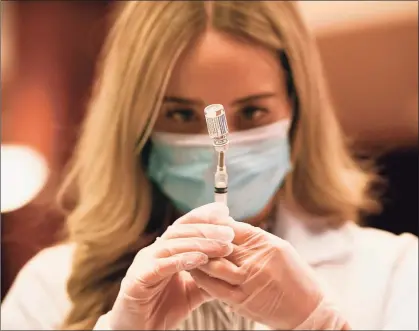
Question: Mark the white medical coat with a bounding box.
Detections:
[1,206,418,330]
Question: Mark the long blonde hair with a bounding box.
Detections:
[59,1,380,328]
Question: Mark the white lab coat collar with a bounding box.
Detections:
[273,203,356,266]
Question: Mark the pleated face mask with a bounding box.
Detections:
[147,119,291,221]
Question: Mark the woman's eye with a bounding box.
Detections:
[166,109,196,123]
[240,106,268,121]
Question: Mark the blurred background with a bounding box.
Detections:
[1,1,418,299]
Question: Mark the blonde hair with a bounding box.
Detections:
[59,1,380,329]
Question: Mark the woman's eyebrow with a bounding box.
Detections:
[163,96,202,106]
[232,93,276,106]
[163,93,276,107]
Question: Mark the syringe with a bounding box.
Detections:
[204,104,229,205]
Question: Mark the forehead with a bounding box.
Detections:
[165,31,285,102]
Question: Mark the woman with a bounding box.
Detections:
[1,1,417,330]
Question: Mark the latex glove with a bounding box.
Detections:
[189,218,350,330]
[108,203,235,330]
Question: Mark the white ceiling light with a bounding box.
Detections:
[1,144,49,213]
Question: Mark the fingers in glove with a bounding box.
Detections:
[181,272,212,309]
[154,237,234,259]
[190,269,246,305]
[174,202,230,226]
[146,252,210,287]
[197,258,246,285]
[123,252,209,296]
[224,217,265,245]
[161,224,235,242]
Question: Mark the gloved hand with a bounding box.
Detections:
[107,203,235,330]
[188,217,350,330]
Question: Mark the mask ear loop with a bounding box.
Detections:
[279,51,300,146]
[266,51,299,230]
[136,136,174,236]
[141,139,152,168]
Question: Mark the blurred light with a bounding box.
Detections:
[299,1,418,33]
[1,1,15,82]
[1,144,49,213]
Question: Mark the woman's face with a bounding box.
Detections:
[154,31,292,134]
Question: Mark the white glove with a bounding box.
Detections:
[189,217,350,330]
[108,203,235,330]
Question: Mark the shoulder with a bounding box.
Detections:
[347,224,417,283]
[343,225,418,329]
[1,243,76,330]
[351,224,417,266]
[23,243,76,281]
[15,243,76,302]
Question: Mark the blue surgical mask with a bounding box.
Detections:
[147,119,292,221]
